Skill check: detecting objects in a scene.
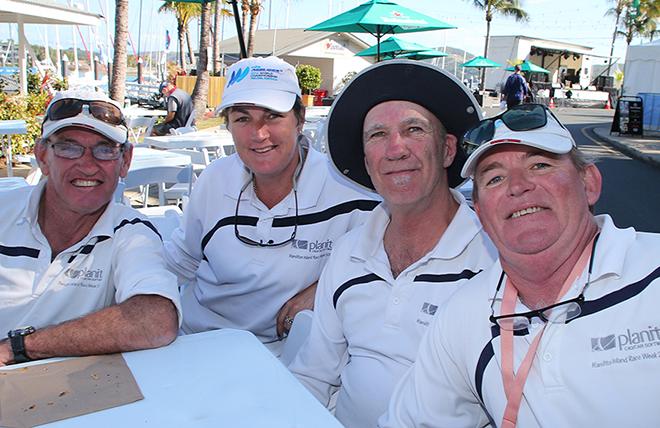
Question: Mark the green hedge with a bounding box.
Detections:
[0,91,50,157]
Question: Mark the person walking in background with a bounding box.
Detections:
[501,64,529,109]
[151,81,194,135]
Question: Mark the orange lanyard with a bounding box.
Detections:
[499,238,595,428]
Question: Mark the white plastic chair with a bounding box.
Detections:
[120,164,194,208]
[280,309,314,366]
[168,148,210,175]
[138,206,182,241]
[126,116,156,144]
[169,113,197,135]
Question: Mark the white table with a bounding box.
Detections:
[130,147,192,171]
[27,329,341,427]
[144,129,234,150]
[0,176,29,191]
[0,119,27,177]
[123,107,167,118]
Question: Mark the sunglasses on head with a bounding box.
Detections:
[462,104,566,156]
[45,98,125,127]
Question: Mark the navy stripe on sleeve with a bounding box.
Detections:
[0,245,40,259]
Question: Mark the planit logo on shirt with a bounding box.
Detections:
[64,268,104,282]
[291,239,333,253]
[591,326,660,352]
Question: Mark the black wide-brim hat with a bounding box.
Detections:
[326,60,482,191]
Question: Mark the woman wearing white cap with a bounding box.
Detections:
[164,56,378,354]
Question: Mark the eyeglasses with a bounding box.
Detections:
[45,98,125,127]
[49,141,126,161]
[234,177,299,247]
[489,234,599,331]
[490,292,585,331]
[462,104,567,156]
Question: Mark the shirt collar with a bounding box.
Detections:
[350,189,483,262]
[590,214,634,281]
[223,139,325,211]
[23,179,119,240]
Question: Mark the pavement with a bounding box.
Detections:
[592,126,660,169]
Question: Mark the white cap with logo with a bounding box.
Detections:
[461,113,576,178]
[218,56,301,113]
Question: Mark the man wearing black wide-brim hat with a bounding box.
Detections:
[288,60,497,428]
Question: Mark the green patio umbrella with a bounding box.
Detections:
[307,0,455,61]
[506,60,550,74]
[356,36,431,58]
[462,56,501,68]
[397,49,448,60]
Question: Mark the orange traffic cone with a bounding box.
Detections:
[548,97,556,109]
[604,98,612,110]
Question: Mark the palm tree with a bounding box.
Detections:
[605,0,630,76]
[468,0,529,90]
[159,1,202,70]
[241,0,250,45]
[247,0,263,57]
[191,0,212,121]
[110,0,129,103]
[213,0,233,75]
[618,0,660,46]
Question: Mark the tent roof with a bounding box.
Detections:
[220,28,370,58]
[0,0,102,26]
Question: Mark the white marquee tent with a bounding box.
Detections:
[622,40,660,131]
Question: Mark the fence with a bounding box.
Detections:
[175,76,226,109]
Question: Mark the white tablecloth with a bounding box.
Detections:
[144,130,234,150]
[26,329,341,427]
[130,147,192,170]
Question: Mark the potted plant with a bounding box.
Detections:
[295,64,322,106]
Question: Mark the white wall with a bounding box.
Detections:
[285,36,371,96]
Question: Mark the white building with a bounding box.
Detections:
[220,28,373,96]
[485,35,613,91]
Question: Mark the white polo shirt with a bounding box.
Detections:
[164,146,379,349]
[0,181,182,332]
[381,215,660,428]
[288,191,497,428]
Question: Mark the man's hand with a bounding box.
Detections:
[16,295,178,364]
[0,339,13,366]
[276,282,317,338]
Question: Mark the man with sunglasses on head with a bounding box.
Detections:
[0,90,181,366]
[381,104,660,427]
[288,61,497,428]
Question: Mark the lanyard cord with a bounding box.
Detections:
[499,235,597,428]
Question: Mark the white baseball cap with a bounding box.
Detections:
[461,105,576,178]
[218,56,301,113]
[42,89,128,144]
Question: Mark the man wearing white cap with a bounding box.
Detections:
[287,60,497,428]
[164,56,378,353]
[0,90,181,366]
[381,103,660,427]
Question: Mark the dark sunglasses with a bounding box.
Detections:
[45,99,125,126]
[49,141,126,161]
[462,104,566,156]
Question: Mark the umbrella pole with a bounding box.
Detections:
[229,0,247,58]
[376,30,381,62]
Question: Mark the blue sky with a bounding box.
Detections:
[0,0,647,64]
